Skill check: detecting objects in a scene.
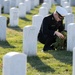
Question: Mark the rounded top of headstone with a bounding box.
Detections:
[33,14,41,17]
[64,1,68,3]
[65,6,71,10]
[68,23,75,26]
[19,2,24,5]
[67,13,72,15]
[40,7,47,10]
[42,2,48,5]
[11,7,18,10]
[4,52,27,58]
[56,6,68,16]
[5,52,20,57]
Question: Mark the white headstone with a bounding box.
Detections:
[67,23,75,51]
[10,0,17,7]
[51,0,55,4]
[48,0,52,9]
[16,0,21,7]
[73,47,75,75]
[4,0,10,14]
[65,13,74,30]
[42,2,49,12]
[30,0,35,9]
[32,14,43,34]
[65,6,72,13]
[44,0,48,3]
[63,1,70,8]
[34,0,39,6]
[21,0,25,3]
[10,7,19,26]
[23,26,37,56]
[61,0,65,6]
[19,3,26,18]
[25,0,31,13]
[0,4,1,14]
[44,0,51,10]
[37,0,39,6]
[3,52,27,75]
[39,7,48,18]
[69,0,75,6]
[0,0,4,7]
[34,0,37,7]
[0,16,6,41]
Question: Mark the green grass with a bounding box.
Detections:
[0,4,75,75]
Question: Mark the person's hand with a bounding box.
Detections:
[54,31,65,39]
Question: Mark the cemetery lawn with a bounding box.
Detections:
[0,4,75,75]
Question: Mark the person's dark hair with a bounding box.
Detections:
[56,11,64,20]
[56,11,63,17]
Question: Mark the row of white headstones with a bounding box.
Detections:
[60,0,75,51]
[2,0,54,75]
[1,0,75,75]
[61,1,75,75]
[0,0,40,41]
[0,0,39,9]
[63,1,75,51]
[2,0,39,14]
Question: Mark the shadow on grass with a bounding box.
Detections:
[28,56,55,73]
[19,12,34,21]
[48,50,72,65]
[0,40,15,48]
[8,26,23,32]
[26,12,33,15]
[20,17,31,21]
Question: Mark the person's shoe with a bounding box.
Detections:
[50,45,55,50]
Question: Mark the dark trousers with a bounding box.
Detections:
[38,33,56,50]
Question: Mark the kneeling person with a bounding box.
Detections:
[38,6,68,52]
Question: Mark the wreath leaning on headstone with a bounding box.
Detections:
[53,30,67,50]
